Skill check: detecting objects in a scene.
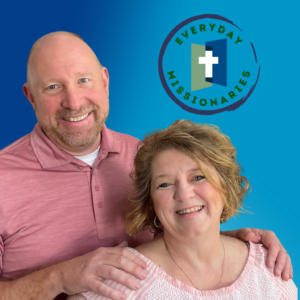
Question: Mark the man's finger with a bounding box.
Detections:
[289,266,293,279]
[117,241,128,248]
[273,248,287,277]
[265,243,280,269]
[96,265,142,291]
[235,228,261,243]
[101,247,147,270]
[99,252,147,281]
[89,278,126,300]
[275,253,292,281]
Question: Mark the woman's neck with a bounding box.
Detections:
[136,227,249,290]
[163,229,224,271]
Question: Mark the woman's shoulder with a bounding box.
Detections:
[246,242,297,299]
[220,235,249,287]
[219,238,297,299]
[134,235,167,265]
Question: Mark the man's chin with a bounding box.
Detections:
[43,126,101,150]
[39,112,107,151]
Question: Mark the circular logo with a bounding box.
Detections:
[159,14,260,115]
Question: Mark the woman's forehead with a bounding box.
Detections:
[150,148,220,181]
[151,149,201,174]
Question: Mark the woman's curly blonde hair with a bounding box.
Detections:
[126,120,250,236]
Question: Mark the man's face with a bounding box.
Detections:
[23,36,109,154]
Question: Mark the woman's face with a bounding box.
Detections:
[150,149,224,238]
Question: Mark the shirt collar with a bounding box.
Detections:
[30,123,120,169]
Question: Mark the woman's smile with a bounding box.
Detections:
[150,149,224,237]
[176,205,205,215]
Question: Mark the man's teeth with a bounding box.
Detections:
[64,113,89,122]
[177,206,204,215]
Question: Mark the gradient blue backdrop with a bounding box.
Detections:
[1,0,298,287]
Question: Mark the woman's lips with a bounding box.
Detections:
[176,205,204,215]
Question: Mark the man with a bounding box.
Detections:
[0,32,292,300]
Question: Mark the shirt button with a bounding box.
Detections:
[95,185,99,191]
[98,201,103,208]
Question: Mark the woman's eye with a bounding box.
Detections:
[158,183,171,188]
[194,175,205,181]
[79,78,89,83]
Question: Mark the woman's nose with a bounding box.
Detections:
[174,181,195,202]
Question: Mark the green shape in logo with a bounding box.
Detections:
[191,43,212,91]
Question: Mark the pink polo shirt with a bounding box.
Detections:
[0,124,153,279]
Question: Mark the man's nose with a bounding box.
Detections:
[61,86,82,111]
[174,182,195,202]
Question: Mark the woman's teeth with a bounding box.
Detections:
[176,206,204,215]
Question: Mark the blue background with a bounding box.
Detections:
[1,0,298,287]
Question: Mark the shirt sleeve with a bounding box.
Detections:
[253,243,298,300]
[280,279,298,300]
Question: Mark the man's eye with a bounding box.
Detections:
[79,78,89,83]
[194,175,205,181]
[48,85,57,90]
[158,183,171,188]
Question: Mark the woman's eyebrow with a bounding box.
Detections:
[153,168,201,182]
[152,174,169,183]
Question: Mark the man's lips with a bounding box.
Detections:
[62,112,91,122]
[176,205,205,215]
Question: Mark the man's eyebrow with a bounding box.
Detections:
[38,77,57,84]
[75,72,95,77]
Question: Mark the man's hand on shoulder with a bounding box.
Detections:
[0,242,147,300]
[222,228,292,281]
[58,241,147,300]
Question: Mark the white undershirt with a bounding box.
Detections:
[74,146,100,167]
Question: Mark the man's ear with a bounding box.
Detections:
[102,67,109,96]
[23,83,36,111]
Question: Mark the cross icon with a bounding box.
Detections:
[198,51,219,78]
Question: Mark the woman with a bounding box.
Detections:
[69,120,297,299]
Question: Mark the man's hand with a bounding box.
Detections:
[0,242,147,300]
[58,242,147,300]
[222,228,292,281]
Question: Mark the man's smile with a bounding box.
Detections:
[63,113,90,122]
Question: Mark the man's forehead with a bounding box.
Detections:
[34,49,96,67]
[30,33,97,65]
[30,43,99,78]
[27,32,102,86]
[31,32,87,54]
[32,38,93,62]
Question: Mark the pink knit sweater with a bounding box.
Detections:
[68,242,297,299]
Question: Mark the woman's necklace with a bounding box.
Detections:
[163,235,225,290]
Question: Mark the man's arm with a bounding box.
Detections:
[0,266,59,300]
[0,242,147,300]
[222,228,293,281]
